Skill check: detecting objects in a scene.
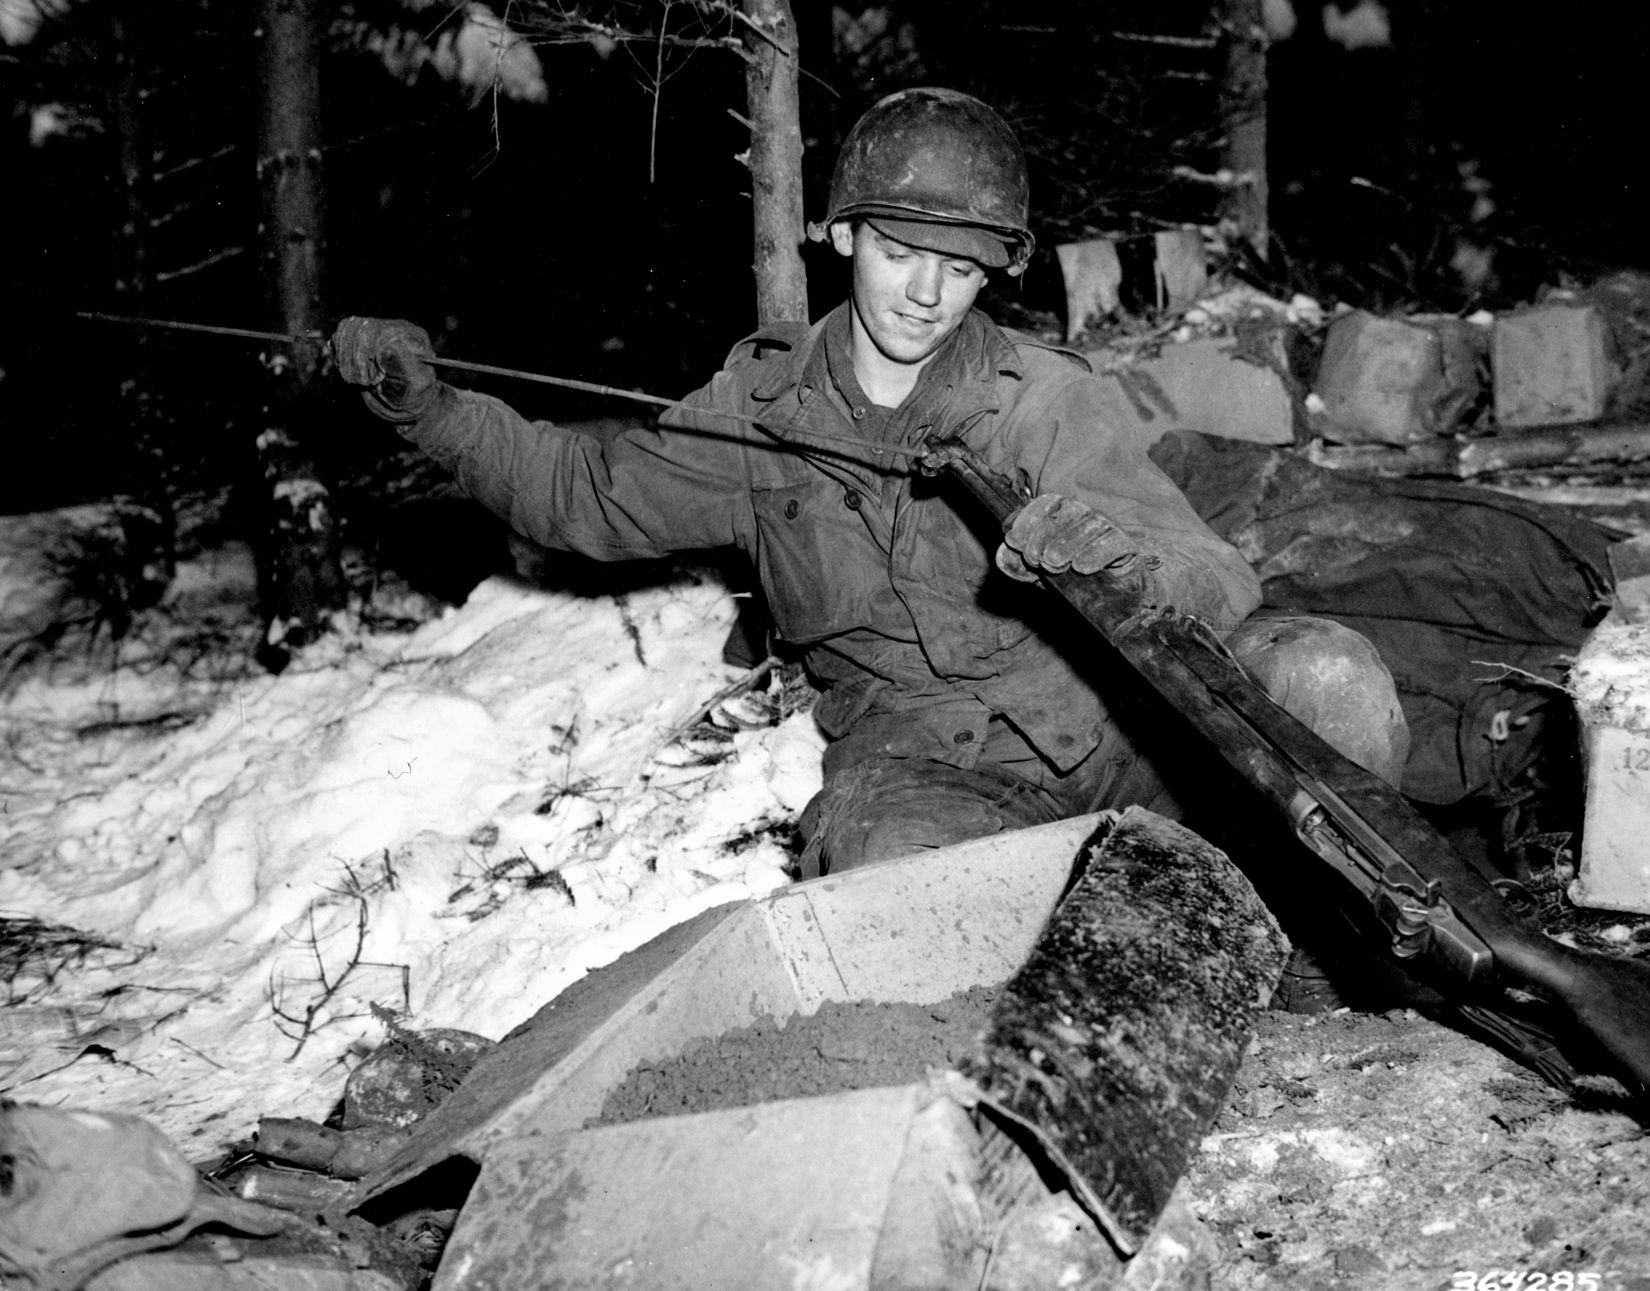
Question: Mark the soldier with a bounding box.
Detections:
[333,86,1408,883]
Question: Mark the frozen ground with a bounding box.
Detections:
[0,499,822,1155]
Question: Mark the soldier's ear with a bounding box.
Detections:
[829,221,855,258]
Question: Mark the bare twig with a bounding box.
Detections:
[269,892,370,1060]
[172,1036,229,1069]
[152,245,247,285]
[1472,661,1575,695]
[1110,30,1218,48]
[151,141,239,184]
[648,0,672,182]
[268,862,407,1060]
[531,28,738,52]
[615,594,648,665]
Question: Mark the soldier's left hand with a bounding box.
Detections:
[996,493,1140,583]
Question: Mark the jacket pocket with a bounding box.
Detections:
[893,491,1036,669]
[752,482,887,643]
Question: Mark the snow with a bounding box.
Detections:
[370,2,548,105]
[0,505,822,1155]
[0,0,70,47]
[1321,0,1391,51]
[1571,615,1650,730]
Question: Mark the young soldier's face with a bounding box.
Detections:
[832,221,987,370]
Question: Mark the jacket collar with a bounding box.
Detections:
[748,303,1025,410]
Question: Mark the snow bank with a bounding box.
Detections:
[0,513,822,1147]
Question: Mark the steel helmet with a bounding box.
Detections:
[808,87,1035,275]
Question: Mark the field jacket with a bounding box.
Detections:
[395,303,1262,774]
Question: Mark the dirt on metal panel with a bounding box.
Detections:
[964,808,1289,1252]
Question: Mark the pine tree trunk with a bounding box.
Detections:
[742,0,808,323]
[1219,0,1269,262]
[104,8,176,625]
[256,0,344,669]
[721,0,807,666]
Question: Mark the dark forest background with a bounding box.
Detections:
[4,0,1648,520]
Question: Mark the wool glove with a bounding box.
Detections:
[331,316,440,422]
[996,492,1142,583]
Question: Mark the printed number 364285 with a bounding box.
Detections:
[1451,1274,1601,1290]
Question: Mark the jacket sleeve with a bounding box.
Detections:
[986,362,1263,629]
[392,373,761,560]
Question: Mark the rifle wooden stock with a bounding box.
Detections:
[934,443,1650,1096]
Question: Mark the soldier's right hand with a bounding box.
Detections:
[331,317,439,421]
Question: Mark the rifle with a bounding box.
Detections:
[924,437,1650,1099]
[75,309,1650,1091]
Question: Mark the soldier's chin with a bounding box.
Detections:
[874,325,947,365]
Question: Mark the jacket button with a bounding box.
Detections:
[953,730,975,745]
[844,489,862,510]
[784,499,800,519]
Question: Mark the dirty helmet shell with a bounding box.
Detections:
[808,86,1035,276]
